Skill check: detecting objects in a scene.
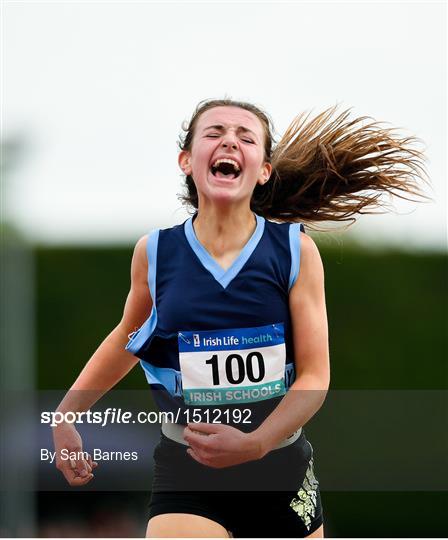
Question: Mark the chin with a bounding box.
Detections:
[196,173,253,206]
[209,191,241,205]
[204,187,248,207]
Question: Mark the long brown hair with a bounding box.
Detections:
[178,99,430,229]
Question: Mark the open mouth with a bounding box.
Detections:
[210,159,241,180]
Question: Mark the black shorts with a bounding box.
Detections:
[148,431,324,538]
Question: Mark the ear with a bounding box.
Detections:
[257,162,272,185]
[178,150,192,175]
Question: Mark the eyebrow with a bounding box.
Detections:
[202,124,258,139]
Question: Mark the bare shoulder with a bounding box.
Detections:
[134,234,149,257]
[293,232,325,293]
[130,234,149,285]
[300,232,324,272]
[118,235,152,333]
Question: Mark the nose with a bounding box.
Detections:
[221,132,238,150]
[221,140,238,151]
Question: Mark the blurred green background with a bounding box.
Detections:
[33,243,447,537]
[37,244,447,391]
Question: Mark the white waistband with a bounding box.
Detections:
[161,421,302,450]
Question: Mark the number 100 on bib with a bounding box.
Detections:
[178,323,287,405]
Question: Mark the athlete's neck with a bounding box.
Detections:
[193,207,257,263]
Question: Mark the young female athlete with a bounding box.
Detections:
[52,98,428,538]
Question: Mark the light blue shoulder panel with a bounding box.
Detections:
[146,229,159,301]
[288,223,304,291]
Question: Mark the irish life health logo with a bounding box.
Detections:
[178,324,287,405]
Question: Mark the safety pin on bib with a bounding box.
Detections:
[178,332,191,344]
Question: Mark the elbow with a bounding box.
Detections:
[295,368,330,392]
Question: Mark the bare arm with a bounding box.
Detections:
[250,232,330,455]
[56,234,152,413]
[52,234,152,485]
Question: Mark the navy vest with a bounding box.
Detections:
[126,214,304,429]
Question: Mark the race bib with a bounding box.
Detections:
[178,323,286,405]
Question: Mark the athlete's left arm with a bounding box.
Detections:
[183,232,330,468]
[249,232,330,456]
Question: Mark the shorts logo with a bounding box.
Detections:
[193,334,200,347]
[289,456,319,531]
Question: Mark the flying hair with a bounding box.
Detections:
[178,98,431,230]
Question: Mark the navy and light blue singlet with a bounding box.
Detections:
[125,213,325,536]
[125,213,305,429]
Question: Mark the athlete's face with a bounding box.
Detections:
[178,106,272,206]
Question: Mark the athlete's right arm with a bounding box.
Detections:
[68,234,152,393]
[52,234,152,485]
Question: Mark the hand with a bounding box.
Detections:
[183,422,263,469]
[52,422,98,486]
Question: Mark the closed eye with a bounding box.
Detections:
[205,134,254,144]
